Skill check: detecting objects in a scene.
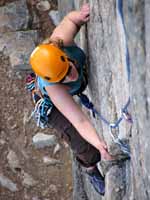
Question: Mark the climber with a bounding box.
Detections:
[29,3,113,195]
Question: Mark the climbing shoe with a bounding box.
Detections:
[86,166,105,196]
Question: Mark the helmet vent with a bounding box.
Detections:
[44,76,51,81]
[60,56,65,62]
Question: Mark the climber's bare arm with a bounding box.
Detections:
[45,84,113,161]
[50,3,90,46]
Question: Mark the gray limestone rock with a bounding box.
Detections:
[58,0,74,19]
[0,173,18,192]
[0,0,150,199]
[32,133,57,149]
[58,0,150,199]
[49,10,60,26]
[22,171,37,188]
[43,156,63,166]
[7,150,21,173]
[53,143,61,155]
[0,31,39,70]
[0,139,5,146]
[36,1,51,11]
[49,184,58,193]
[0,0,29,33]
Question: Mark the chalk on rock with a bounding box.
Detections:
[32,133,57,149]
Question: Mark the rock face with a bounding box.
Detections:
[0,0,29,32]
[0,0,150,200]
[0,1,72,200]
[58,0,150,200]
[0,174,18,192]
[32,133,57,149]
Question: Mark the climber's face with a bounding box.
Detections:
[61,61,79,83]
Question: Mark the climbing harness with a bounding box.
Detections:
[77,0,132,157]
[26,73,53,129]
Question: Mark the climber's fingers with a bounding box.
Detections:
[99,142,116,161]
[82,16,90,23]
[100,148,115,161]
[79,3,90,23]
[80,3,90,13]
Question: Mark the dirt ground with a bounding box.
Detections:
[0,1,73,200]
[0,45,73,200]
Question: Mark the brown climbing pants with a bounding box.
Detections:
[48,106,101,168]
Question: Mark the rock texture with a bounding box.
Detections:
[0,1,72,200]
[0,0,150,200]
[58,0,150,200]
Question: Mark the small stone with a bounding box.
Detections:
[115,187,120,192]
[43,156,62,166]
[15,71,22,79]
[63,141,69,148]
[32,133,57,149]
[49,184,58,193]
[22,172,37,188]
[7,150,21,172]
[0,139,5,145]
[53,143,61,155]
[36,1,51,11]
[23,108,31,125]
[0,173,18,192]
[10,124,17,130]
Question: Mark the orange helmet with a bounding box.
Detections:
[30,44,69,83]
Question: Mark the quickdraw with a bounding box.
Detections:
[78,93,132,157]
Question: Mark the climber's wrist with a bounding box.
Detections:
[66,11,83,29]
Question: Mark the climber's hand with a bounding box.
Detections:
[78,3,90,24]
[99,141,114,161]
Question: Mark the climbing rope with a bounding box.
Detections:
[78,0,132,157]
[78,93,132,157]
[117,0,131,82]
[31,97,53,129]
